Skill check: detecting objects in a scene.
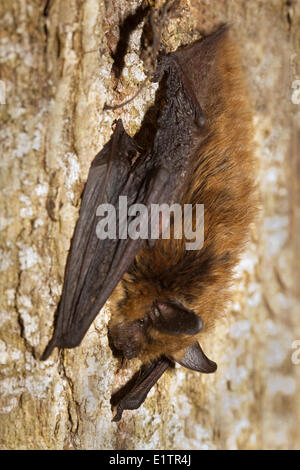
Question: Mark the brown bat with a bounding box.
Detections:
[42,25,256,421]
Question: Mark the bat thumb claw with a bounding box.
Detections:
[112,405,123,422]
[40,337,58,361]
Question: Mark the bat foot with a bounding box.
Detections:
[112,406,123,422]
[111,357,171,421]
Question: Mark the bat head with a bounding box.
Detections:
[108,286,216,374]
[109,298,201,357]
[109,289,217,421]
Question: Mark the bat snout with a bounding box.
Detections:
[109,319,147,360]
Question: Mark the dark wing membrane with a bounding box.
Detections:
[42,120,171,359]
[42,120,137,358]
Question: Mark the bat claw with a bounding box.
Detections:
[112,405,124,422]
[111,357,170,420]
[40,337,58,361]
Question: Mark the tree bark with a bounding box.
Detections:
[0,0,299,450]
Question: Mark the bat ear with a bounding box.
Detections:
[169,342,217,373]
[149,300,203,335]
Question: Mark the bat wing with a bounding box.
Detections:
[42,120,170,360]
[42,26,218,360]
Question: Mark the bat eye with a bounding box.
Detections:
[137,317,150,329]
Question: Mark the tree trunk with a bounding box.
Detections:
[0,0,299,450]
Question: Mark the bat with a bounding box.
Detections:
[42,25,256,421]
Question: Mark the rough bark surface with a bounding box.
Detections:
[0,0,299,450]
